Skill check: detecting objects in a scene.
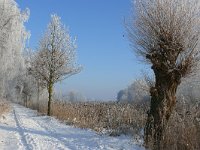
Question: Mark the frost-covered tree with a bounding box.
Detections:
[12,73,36,106]
[0,0,29,98]
[67,91,86,102]
[177,72,200,104]
[24,48,46,109]
[117,79,150,103]
[30,14,81,116]
[126,0,200,148]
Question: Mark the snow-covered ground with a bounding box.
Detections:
[0,104,144,150]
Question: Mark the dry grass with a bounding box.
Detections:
[37,101,147,136]
[162,102,200,150]
[0,100,10,116]
[145,101,200,150]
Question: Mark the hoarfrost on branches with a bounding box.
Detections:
[30,14,82,115]
[0,0,29,98]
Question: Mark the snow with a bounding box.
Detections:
[0,104,144,150]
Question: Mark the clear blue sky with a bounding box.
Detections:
[16,0,148,100]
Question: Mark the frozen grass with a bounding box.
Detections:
[162,101,200,150]
[144,100,200,150]
[37,101,147,137]
[0,100,10,116]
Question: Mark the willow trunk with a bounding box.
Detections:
[144,71,180,149]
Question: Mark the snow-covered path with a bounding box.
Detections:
[0,104,144,150]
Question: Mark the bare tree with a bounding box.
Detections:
[30,14,81,116]
[126,0,200,149]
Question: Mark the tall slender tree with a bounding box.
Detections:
[30,14,81,116]
[126,0,200,149]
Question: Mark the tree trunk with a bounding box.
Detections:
[47,82,53,116]
[24,95,28,107]
[144,69,181,149]
[37,81,40,111]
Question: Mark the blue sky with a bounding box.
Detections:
[16,0,148,100]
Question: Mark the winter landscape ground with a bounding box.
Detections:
[1,0,200,149]
[0,103,144,150]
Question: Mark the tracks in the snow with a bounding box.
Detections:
[13,108,37,150]
[35,117,78,149]
[0,104,138,150]
[12,105,73,150]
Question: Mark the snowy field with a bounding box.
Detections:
[0,104,144,150]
